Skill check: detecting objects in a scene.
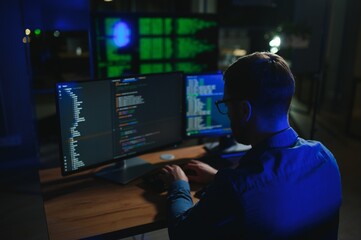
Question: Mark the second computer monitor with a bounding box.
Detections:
[56,72,183,183]
[185,72,232,138]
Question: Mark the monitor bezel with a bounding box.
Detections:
[55,71,184,176]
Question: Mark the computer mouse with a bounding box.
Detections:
[160,153,175,160]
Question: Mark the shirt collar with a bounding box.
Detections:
[259,127,299,149]
[238,127,299,167]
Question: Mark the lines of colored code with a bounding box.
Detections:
[93,14,218,78]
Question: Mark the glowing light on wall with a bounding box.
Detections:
[34,29,41,35]
[233,49,247,57]
[25,29,31,35]
[269,36,281,47]
[54,30,60,37]
[270,47,279,54]
[22,36,30,43]
[269,35,281,54]
[113,21,131,48]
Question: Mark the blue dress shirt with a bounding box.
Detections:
[167,128,342,240]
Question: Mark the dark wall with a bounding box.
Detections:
[290,0,329,75]
[23,0,89,31]
[0,0,49,239]
[0,0,37,158]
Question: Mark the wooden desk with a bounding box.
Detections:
[39,145,206,240]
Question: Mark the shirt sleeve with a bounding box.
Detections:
[166,172,242,240]
[167,180,194,220]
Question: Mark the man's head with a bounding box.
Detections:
[223,52,295,144]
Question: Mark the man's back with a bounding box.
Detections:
[167,128,341,240]
[213,128,342,239]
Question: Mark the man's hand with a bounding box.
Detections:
[183,160,218,184]
[160,164,188,187]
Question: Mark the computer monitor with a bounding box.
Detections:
[56,72,183,184]
[89,13,219,79]
[184,72,251,156]
[185,72,231,138]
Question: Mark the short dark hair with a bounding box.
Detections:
[224,52,295,117]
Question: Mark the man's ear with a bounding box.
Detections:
[240,100,252,123]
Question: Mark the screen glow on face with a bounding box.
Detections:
[113,21,131,47]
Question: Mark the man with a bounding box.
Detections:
[161,52,342,239]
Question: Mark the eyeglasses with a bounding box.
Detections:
[215,98,244,115]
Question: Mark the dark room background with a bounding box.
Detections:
[1,0,361,239]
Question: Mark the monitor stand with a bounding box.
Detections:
[95,157,156,184]
[204,135,251,158]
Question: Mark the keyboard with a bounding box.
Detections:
[140,158,194,193]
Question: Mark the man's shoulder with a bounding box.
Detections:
[214,138,339,193]
[295,137,331,152]
[266,137,338,182]
[293,137,337,165]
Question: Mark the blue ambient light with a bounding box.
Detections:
[113,21,131,48]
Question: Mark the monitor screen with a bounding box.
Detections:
[56,72,183,182]
[90,13,219,79]
[185,72,232,138]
